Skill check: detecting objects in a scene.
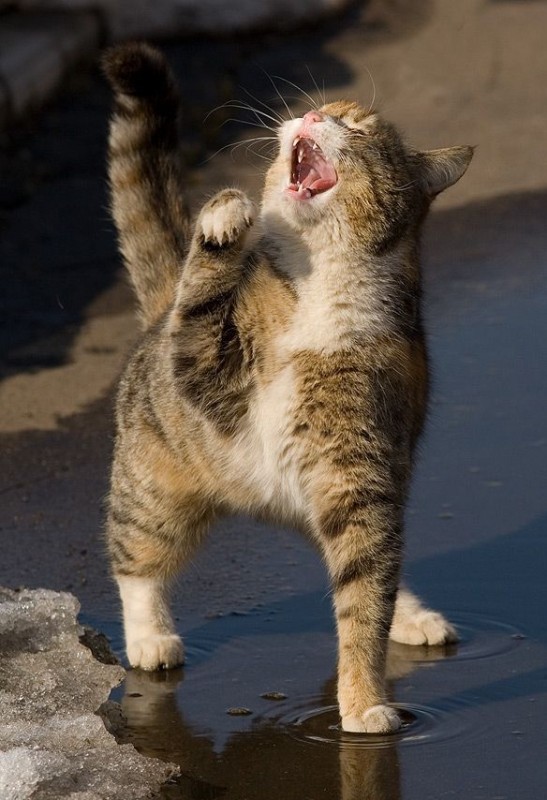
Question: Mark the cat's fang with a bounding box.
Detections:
[288,136,338,201]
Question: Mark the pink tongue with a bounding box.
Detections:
[309,176,335,192]
[296,159,336,194]
[296,162,315,187]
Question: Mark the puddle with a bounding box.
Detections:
[109,611,511,751]
[258,696,476,749]
[442,612,526,661]
[93,568,546,800]
[388,611,526,665]
[97,605,525,797]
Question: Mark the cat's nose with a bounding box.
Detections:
[302,111,324,125]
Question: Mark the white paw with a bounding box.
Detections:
[199,189,254,246]
[390,610,458,646]
[342,705,401,734]
[127,633,184,670]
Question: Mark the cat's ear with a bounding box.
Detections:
[416,146,474,196]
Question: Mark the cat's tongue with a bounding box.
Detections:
[288,137,337,200]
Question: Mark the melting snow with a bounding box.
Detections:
[0,588,178,799]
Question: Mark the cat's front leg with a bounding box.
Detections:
[319,503,403,734]
[173,188,255,316]
[168,189,256,431]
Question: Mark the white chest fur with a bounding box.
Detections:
[224,361,305,519]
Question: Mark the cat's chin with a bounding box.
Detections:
[278,184,338,226]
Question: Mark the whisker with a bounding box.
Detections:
[225,100,284,128]
[305,65,326,107]
[253,145,276,161]
[391,180,417,192]
[226,100,279,131]
[235,135,277,145]
[244,144,275,163]
[240,86,286,124]
[259,68,294,120]
[204,100,281,130]
[272,74,319,112]
[202,135,277,165]
[221,116,277,134]
[256,138,277,152]
[363,64,377,114]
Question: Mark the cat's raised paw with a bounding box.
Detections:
[342,705,401,734]
[127,633,184,671]
[390,609,458,646]
[199,189,254,247]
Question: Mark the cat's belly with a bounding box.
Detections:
[219,364,307,521]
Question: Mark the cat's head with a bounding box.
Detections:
[262,100,473,253]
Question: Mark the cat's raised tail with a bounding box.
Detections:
[102,43,190,328]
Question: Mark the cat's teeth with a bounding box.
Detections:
[312,142,318,150]
[292,138,300,147]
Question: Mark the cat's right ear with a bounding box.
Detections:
[416,146,474,197]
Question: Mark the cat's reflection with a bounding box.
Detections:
[120,640,456,800]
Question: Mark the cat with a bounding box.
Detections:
[102,43,472,734]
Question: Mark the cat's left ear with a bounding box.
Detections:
[416,146,474,196]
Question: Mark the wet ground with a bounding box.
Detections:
[1,0,547,797]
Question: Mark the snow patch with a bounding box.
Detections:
[0,588,178,800]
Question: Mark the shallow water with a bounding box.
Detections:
[98,593,539,798]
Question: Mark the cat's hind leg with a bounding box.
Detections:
[390,585,458,646]
[116,574,184,671]
[107,448,212,670]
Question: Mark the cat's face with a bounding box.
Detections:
[263,101,413,237]
[262,100,472,252]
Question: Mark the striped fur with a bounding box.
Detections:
[103,45,471,732]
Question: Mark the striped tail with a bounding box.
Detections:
[102,43,190,328]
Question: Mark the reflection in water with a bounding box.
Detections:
[119,642,456,800]
[339,743,399,800]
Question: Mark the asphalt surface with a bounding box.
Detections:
[1,1,546,798]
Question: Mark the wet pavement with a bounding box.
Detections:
[1,0,547,798]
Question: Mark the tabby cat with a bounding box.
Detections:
[103,43,472,733]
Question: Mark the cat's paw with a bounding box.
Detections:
[127,633,184,671]
[342,705,401,734]
[199,189,254,246]
[390,609,458,646]
[391,587,458,646]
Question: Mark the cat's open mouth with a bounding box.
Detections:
[287,136,338,200]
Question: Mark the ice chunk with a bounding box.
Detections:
[0,588,178,799]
